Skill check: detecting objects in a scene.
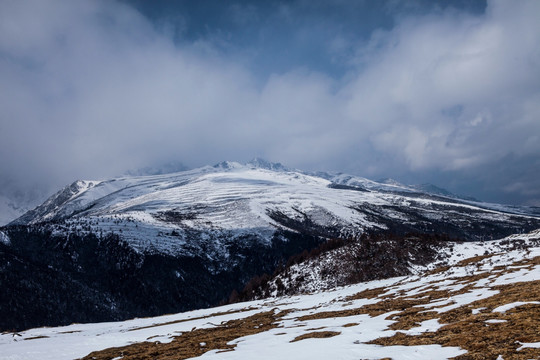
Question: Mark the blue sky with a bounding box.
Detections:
[0,0,539,217]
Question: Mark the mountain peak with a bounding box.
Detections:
[211,159,289,172]
[246,158,289,171]
[9,180,98,225]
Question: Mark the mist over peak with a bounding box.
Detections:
[0,0,539,222]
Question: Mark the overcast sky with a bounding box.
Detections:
[1,0,539,221]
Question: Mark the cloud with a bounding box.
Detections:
[0,0,539,222]
[343,0,540,173]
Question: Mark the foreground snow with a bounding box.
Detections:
[2,231,539,360]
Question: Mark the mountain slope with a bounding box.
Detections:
[2,161,540,331]
[1,230,538,360]
[241,230,540,300]
[11,161,540,249]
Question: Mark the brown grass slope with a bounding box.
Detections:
[79,254,540,360]
[81,310,288,360]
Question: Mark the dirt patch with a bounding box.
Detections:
[305,326,326,331]
[298,285,468,325]
[455,254,495,267]
[345,287,388,301]
[23,335,49,340]
[511,257,540,267]
[79,310,288,360]
[426,265,451,275]
[297,307,370,321]
[127,308,252,332]
[452,271,492,284]
[290,331,341,342]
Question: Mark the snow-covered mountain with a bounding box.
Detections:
[2,160,540,331]
[11,160,540,254]
[243,230,540,300]
[2,229,539,360]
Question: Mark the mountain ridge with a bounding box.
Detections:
[2,160,540,331]
[11,160,540,229]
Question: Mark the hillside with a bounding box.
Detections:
[1,230,538,360]
[235,230,540,300]
[2,161,540,331]
[11,160,540,248]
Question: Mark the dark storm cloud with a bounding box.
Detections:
[0,0,539,223]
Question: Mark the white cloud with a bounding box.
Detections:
[0,0,539,215]
[342,0,540,173]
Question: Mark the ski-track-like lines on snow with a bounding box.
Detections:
[20,166,540,255]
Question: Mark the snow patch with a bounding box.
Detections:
[516,341,540,351]
[0,231,9,245]
[492,301,540,313]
